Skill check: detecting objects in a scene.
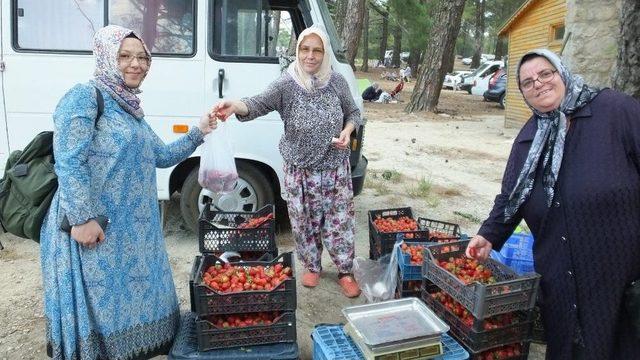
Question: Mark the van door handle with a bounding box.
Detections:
[218,69,225,98]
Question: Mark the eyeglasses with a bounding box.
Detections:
[520,69,557,91]
[118,53,150,66]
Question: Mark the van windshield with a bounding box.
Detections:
[470,63,491,77]
[316,0,347,63]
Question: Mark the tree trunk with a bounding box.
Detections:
[334,0,349,35]
[470,0,485,68]
[408,48,421,75]
[406,0,466,113]
[340,0,366,71]
[286,32,297,56]
[392,24,402,68]
[612,0,640,100]
[141,0,160,50]
[268,11,281,57]
[360,6,370,72]
[378,9,389,64]
[494,36,507,60]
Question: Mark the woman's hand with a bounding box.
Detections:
[198,109,218,134]
[212,100,248,121]
[465,234,492,261]
[332,123,355,150]
[70,220,105,248]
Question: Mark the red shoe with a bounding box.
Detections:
[302,271,320,287]
[338,275,361,298]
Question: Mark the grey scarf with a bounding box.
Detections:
[504,49,601,221]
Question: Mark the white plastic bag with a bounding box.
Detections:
[353,242,400,303]
[198,121,238,193]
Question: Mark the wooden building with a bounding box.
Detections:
[498,0,567,128]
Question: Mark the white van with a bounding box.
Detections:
[0,0,367,231]
[460,60,504,95]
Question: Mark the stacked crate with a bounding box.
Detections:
[422,240,540,359]
[396,218,462,299]
[368,207,430,260]
[189,204,297,352]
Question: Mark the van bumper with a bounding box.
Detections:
[351,155,368,196]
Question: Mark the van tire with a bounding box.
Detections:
[179,162,275,232]
[499,93,506,109]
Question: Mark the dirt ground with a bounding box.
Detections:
[0,67,544,359]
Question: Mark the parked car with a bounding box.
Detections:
[461,57,472,65]
[459,60,504,94]
[443,70,472,90]
[483,73,507,109]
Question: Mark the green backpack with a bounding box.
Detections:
[0,87,104,243]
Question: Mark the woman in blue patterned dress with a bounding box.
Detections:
[39,25,216,359]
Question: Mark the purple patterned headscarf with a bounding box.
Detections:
[92,25,152,120]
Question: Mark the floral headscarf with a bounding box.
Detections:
[287,25,333,92]
[92,25,151,120]
[504,49,601,221]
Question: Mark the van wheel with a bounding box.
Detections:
[179,162,275,232]
[499,93,506,109]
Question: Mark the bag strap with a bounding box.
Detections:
[95,86,104,123]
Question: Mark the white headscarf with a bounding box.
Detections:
[287,26,333,92]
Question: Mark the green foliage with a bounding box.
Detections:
[388,0,433,50]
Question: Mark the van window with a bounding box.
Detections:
[13,0,103,51]
[212,0,294,60]
[13,0,195,55]
[109,0,196,55]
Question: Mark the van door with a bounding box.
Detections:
[0,2,9,173]
[196,0,308,214]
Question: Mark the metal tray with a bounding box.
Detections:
[342,298,449,346]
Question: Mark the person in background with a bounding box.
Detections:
[362,82,383,102]
[402,66,412,82]
[40,25,216,359]
[465,48,640,359]
[210,26,363,298]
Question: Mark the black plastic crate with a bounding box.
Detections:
[368,207,430,260]
[418,217,462,242]
[395,271,422,299]
[531,306,546,344]
[422,284,532,352]
[464,341,530,360]
[423,240,540,319]
[196,312,296,351]
[192,252,297,316]
[199,204,277,255]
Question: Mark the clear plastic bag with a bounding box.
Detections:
[198,121,238,193]
[353,241,400,303]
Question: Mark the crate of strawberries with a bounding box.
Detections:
[397,241,426,281]
[467,342,530,360]
[192,252,297,316]
[368,207,430,260]
[422,284,533,352]
[195,311,296,351]
[423,240,540,319]
[417,217,462,243]
[198,204,277,257]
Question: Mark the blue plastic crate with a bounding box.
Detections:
[312,325,469,360]
[500,233,533,261]
[397,241,427,281]
[497,233,535,274]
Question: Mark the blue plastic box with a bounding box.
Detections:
[169,312,299,360]
[311,325,469,360]
[492,232,535,274]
